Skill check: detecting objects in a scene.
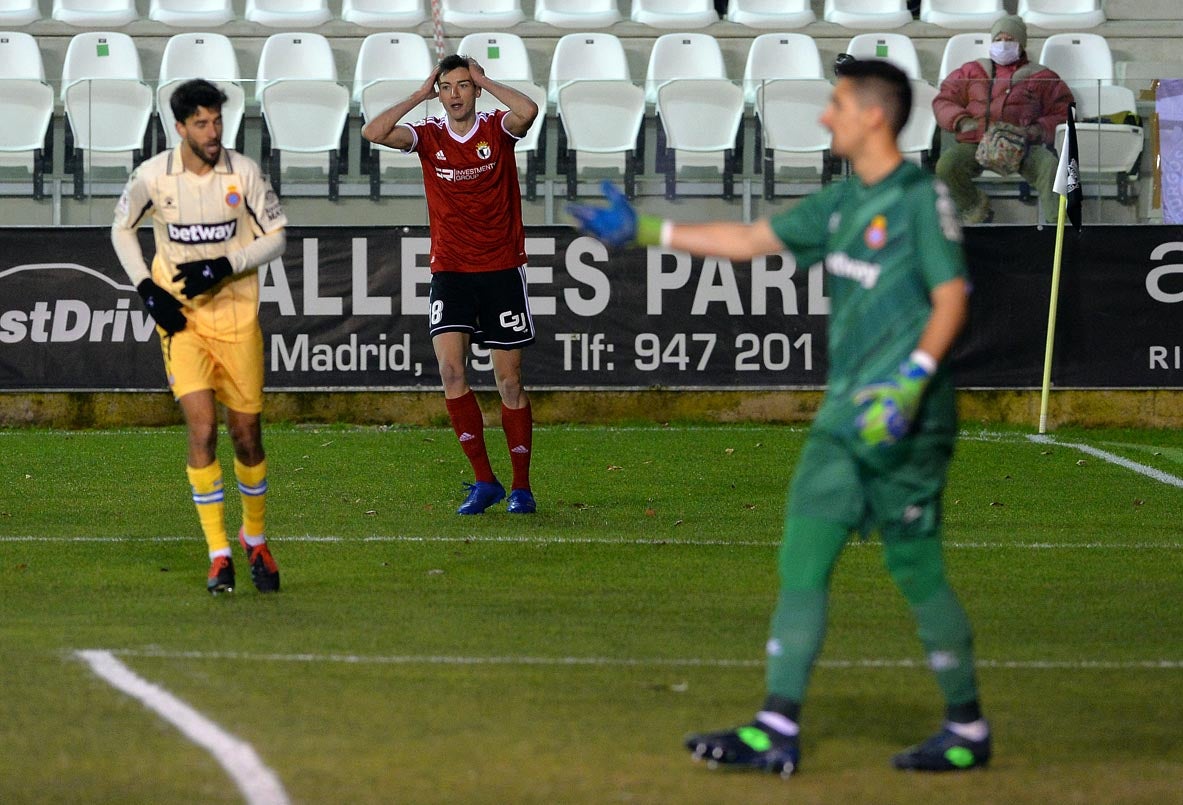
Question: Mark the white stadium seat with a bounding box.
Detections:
[557,81,645,199]
[53,0,137,27]
[354,33,437,199]
[726,0,815,29]
[1018,0,1105,30]
[0,31,53,197]
[549,33,640,197]
[898,79,939,167]
[0,1,40,25]
[60,31,152,198]
[441,0,525,28]
[756,79,835,199]
[938,32,991,81]
[657,78,745,199]
[342,0,428,28]
[156,33,244,151]
[245,0,331,28]
[149,0,234,27]
[646,34,741,199]
[824,0,911,30]
[920,0,1004,30]
[631,0,718,29]
[845,33,922,81]
[534,0,621,29]
[256,32,349,199]
[743,32,823,105]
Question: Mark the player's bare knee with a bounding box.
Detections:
[496,376,525,408]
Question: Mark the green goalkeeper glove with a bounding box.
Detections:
[853,355,934,447]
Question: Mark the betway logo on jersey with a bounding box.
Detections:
[434,162,496,183]
[167,219,237,244]
[825,252,881,289]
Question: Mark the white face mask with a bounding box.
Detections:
[990,40,1021,65]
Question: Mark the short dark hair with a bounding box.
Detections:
[834,58,912,136]
[436,54,470,81]
[169,78,227,124]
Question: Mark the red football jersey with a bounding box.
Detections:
[405,109,527,273]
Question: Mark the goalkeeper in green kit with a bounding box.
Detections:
[569,59,988,776]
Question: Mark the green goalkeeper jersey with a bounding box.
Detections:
[769,161,967,442]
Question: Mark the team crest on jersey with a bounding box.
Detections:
[828,212,841,233]
[224,185,241,207]
[475,141,491,160]
[864,215,888,249]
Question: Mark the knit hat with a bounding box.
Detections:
[991,15,1027,49]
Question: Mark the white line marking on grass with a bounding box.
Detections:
[105,648,1183,672]
[75,650,290,805]
[1029,434,1183,488]
[6,535,1182,549]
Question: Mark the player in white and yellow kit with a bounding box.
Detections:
[111,79,288,595]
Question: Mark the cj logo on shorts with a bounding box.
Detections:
[499,311,528,332]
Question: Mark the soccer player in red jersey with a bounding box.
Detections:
[363,55,540,515]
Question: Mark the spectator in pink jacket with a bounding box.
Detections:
[933,15,1073,224]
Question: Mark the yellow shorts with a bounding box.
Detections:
[160,324,264,414]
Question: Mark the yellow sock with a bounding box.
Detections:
[234,457,267,540]
[186,462,228,555]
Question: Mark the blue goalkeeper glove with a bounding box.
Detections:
[173,255,233,298]
[567,180,662,249]
[853,356,934,447]
[136,279,187,335]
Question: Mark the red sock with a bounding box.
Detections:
[445,391,496,483]
[501,402,532,491]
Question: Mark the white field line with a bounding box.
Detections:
[75,650,290,805]
[4,534,1181,549]
[102,648,1183,672]
[1028,434,1183,488]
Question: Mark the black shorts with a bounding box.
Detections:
[428,266,536,349]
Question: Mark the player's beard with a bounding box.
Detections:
[187,134,222,168]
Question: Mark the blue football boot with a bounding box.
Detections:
[685,722,800,777]
[506,488,536,514]
[892,727,991,771]
[457,480,506,514]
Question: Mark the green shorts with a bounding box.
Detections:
[786,430,954,539]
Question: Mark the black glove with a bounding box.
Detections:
[136,279,187,334]
[173,256,233,298]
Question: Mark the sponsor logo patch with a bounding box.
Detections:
[166,219,237,244]
[864,215,888,249]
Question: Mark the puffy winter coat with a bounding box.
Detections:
[933,56,1073,146]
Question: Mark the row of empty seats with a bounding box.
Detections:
[0,0,1109,31]
[0,27,1144,204]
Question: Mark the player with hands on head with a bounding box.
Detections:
[571,58,988,777]
[363,55,541,516]
[111,78,288,595]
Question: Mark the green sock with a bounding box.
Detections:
[912,584,980,706]
[765,588,828,702]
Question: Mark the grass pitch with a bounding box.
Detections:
[1,423,1181,804]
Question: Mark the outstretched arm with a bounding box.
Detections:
[569,182,783,260]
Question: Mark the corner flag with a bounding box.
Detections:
[1052,103,1083,230]
[1039,104,1084,433]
